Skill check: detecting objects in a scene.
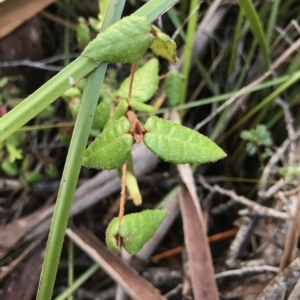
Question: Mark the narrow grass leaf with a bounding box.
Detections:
[236,0,270,68]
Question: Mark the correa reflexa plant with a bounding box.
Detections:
[80,15,226,254]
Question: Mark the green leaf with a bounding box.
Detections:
[116,58,159,102]
[76,17,91,51]
[45,163,59,179]
[129,98,154,112]
[92,95,114,130]
[105,219,120,254]
[240,124,273,147]
[6,132,26,148]
[82,16,154,63]
[1,159,19,177]
[165,70,181,107]
[82,117,133,170]
[126,169,142,206]
[278,163,300,180]
[62,87,81,99]
[106,209,167,254]
[107,99,129,125]
[116,154,142,205]
[150,25,177,63]
[6,142,22,162]
[144,116,226,164]
[24,171,44,183]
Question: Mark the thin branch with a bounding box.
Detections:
[0,53,80,71]
[128,62,137,99]
[215,265,278,280]
[198,176,290,220]
[259,128,300,195]
[279,191,300,271]
[257,257,300,300]
[275,97,296,164]
[118,163,127,221]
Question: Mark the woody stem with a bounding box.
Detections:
[118,162,127,221]
[128,62,137,99]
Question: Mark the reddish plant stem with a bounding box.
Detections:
[118,163,127,221]
[128,62,137,99]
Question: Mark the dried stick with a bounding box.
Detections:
[259,128,300,195]
[198,176,290,220]
[257,257,300,300]
[275,97,296,164]
[215,265,278,280]
[279,191,300,271]
[225,216,254,266]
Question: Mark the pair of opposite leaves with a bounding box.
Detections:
[82,115,226,255]
[81,15,226,255]
[81,14,226,168]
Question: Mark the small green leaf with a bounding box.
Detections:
[107,99,129,125]
[62,87,81,99]
[116,58,159,102]
[82,117,133,170]
[129,98,154,112]
[68,97,81,119]
[144,116,226,164]
[117,154,141,205]
[106,209,167,255]
[45,163,59,179]
[82,16,154,63]
[278,163,300,180]
[126,170,142,206]
[6,132,26,148]
[150,25,177,63]
[92,95,114,130]
[165,70,182,107]
[24,171,44,183]
[76,17,91,51]
[6,142,22,163]
[105,218,120,254]
[1,159,19,177]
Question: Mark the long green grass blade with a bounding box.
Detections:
[155,72,297,114]
[266,0,280,44]
[236,0,270,69]
[220,70,300,141]
[0,57,98,142]
[179,0,201,105]
[227,9,243,80]
[54,264,99,300]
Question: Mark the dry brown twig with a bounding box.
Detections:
[257,257,300,300]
